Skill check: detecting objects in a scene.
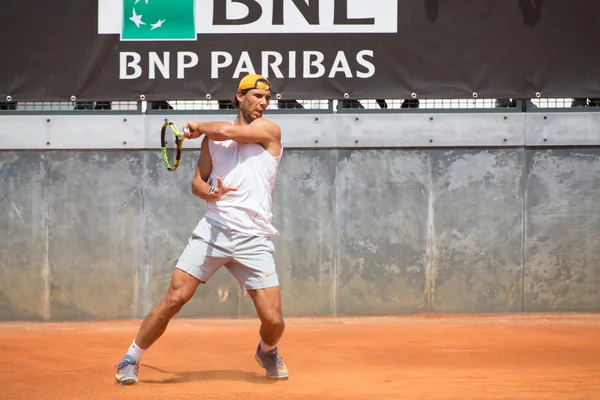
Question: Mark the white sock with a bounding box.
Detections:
[127,340,146,363]
[259,339,277,353]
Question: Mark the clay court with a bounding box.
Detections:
[1,314,599,400]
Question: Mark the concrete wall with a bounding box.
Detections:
[1,112,600,321]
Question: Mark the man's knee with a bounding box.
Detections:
[158,269,201,316]
[161,285,195,316]
[264,314,285,332]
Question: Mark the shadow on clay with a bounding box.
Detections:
[140,364,284,384]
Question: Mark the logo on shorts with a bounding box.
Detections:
[121,0,196,41]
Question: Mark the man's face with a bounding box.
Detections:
[238,88,271,121]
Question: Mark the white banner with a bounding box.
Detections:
[99,0,398,36]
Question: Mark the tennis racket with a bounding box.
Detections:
[160,120,186,171]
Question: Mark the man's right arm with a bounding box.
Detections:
[191,136,214,201]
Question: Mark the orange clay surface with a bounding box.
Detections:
[1,314,600,400]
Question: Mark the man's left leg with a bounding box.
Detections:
[247,286,288,379]
[227,232,288,379]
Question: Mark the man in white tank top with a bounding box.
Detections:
[114,74,288,384]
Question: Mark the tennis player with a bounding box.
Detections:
[114,74,288,384]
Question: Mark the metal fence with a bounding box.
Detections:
[0,97,599,115]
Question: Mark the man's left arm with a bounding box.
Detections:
[184,119,280,145]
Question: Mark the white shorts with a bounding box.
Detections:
[175,217,279,290]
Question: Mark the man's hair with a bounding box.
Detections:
[232,90,248,109]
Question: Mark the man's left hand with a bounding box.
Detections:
[183,120,203,139]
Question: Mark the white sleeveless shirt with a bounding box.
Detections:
[204,139,282,237]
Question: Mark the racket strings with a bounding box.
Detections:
[164,124,180,165]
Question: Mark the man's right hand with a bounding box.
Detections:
[208,177,238,202]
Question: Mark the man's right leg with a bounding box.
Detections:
[115,217,232,385]
[135,268,201,349]
[115,269,201,385]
